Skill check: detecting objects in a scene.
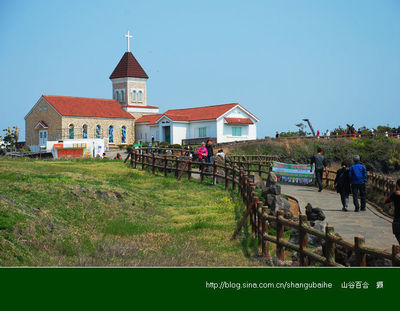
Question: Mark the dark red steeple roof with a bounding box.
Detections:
[109,52,149,79]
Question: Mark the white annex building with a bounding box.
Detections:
[135,103,259,144]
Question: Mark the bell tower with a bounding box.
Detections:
[110,31,149,107]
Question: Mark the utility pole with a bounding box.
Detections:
[303,119,316,137]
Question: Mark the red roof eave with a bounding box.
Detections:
[224,117,254,125]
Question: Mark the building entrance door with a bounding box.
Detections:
[39,130,48,147]
[163,126,171,144]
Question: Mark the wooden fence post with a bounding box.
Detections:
[141,152,145,170]
[224,165,229,189]
[299,214,309,266]
[175,157,179,178]
[134,151,138,169]
[200,161,205,183]
[232,166,237,191]
[256,201,263,246]
[212,160,217,185]
[354,236,366,267]
[152,153,156,174]
[325,225,336,266]
[164,156,168,177]
[262,207,270,259]
[392,245,400,267]
[188,159,192,181]
[276,210,285,260]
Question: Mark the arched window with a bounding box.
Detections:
[115,91,120,102]
[109,125,114,143]
[82,124,88,139]
[96,125,101,138]
[121,90,125,102]
[132,90,136,102]
[121,126,127,144]
[68,124,74,139]
[138,90,143,102]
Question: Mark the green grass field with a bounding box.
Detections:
[0,158,263,266]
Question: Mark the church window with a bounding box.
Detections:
[199,127,206,138]
[96,125,101,138]
[132,90,136,102]
[82,124,88,139]
[121,126,127,144]
[109,125,114,143]
[68,124,74,139]
[138,90,143,102]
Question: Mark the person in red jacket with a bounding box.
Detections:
[197,142,208,162]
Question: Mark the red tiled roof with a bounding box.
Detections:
[34,120,48,129]
[109,52,149,79]
[135,114,163,125]
[136,103,259,124]
[162,103,239,122]
[224,117,254,124]
[42,95,135,119]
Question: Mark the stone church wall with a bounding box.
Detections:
[61,117,135,145]
[25,98,62,146]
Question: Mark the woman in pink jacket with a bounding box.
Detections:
[197,141,208,161]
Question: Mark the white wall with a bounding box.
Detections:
[150,125,159,141]
[170,123,188,145]
[216,106,258,143]
[135,124,150,141]
[188,120,217,140]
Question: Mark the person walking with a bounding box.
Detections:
[334,161,351,211]
[385,179,400,244]
[349,155,367,212]
[310,147,328,192]
[325,129,330,139]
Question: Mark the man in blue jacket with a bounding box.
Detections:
[349,155,367,212]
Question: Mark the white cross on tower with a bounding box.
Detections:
[125,30,133,52]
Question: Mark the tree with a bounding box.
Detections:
[2,126,19,151]
[295,123,310,136]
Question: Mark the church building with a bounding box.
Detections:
[25,31,158,153]
[24,31,258,155]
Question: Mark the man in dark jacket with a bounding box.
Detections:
[205,140,214,163]
[310,147,327,192]
[349,155,367,212]
[335,161,351,212]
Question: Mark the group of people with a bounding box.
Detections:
[311,148,400,244]
[311,148,371,212]
[193,140,225,163]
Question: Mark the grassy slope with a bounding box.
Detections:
[0,158,261,266]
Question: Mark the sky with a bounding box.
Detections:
[0,0,399,140]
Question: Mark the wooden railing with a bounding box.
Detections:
[126,149,400,266]
[226,154,397,213]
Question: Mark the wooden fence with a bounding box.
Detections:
[126,148,400,267]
